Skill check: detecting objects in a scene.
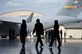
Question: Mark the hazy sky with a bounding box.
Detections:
[0,0,68,17]
[0,0,82,18]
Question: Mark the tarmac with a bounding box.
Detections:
[0,37,82,54]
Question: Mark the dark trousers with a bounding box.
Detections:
[20,37,25,46]
[49,36,61,47]
[35,34,43,46]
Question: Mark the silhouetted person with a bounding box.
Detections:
[12,28,16,39]
[60,30,62,45]
[35,47,43,54]
[9,27,14,40]
[33,19,44,47]
[49,48,54,54]
[49,20,61,48]
[64,32,66,43]
[9,27,12,40]
[20,46,25,54]
[20,19,27,47]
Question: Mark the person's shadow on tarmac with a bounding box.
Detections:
[35,47,43,54]
[20,46,25,54]
[49,48,61,54]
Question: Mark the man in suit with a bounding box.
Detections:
[33,19,44,47]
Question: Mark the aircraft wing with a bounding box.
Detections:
[62,20,82,26]
[0,13,34,24]
[57,0,82,17]
[0,19,20,24]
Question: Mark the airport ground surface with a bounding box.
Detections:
[0,37,82,54]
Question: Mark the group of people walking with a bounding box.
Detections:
[45,29,53,42]
[20,19,61,48]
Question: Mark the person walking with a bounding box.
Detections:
[20,19,27,47]
[49,20,61,48]
[33,19,44,47]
